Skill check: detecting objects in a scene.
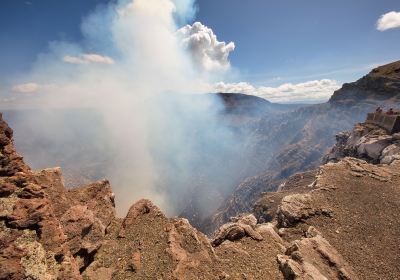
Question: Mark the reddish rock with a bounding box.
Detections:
[68,180,116,228]
[18,183,45,199]
[60,205,105,256]
[0,182,16,197]
[6,198,49,229]
[121,199,164,232]
[0,234,25,280]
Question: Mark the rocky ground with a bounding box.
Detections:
[1,95,400,279]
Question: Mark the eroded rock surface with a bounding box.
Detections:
[212,214,263,246]
[277,231,358,280]
[325,122,400,164]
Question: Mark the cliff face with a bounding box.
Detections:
[205,61,400,234]
[2,110,400,279]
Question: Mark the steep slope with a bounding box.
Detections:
[205,60,400,234]
[253,120,400,279]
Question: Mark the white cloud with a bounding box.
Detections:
[213,79,341,103]
[377,11,400,31]
[177,22,235,72]
[12,83,40,93]
[12,83,55,94]
[63,53,115,65]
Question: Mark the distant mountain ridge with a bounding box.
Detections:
[329,60,400,104]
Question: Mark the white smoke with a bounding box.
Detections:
[9,0,239,216]
[178,22,235,72]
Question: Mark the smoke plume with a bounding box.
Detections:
[8,0,242,217]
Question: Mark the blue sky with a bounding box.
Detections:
[196,0,400,85]
[1,0,399,103]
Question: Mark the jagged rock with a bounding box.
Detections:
[277,232,358,280]
[305,226,321,238]
[212,214,263,246]
[68,180,116,228]
[325,121,400,165]
[0,232,26,280]
[230,212,257,226]
[324,132,352,162]
[119,199,164,238]
[0,113,29,176]
[31,167,70,218]
[60,205,106,270]
[380,144,400,164]
[0,182,16,197]
[6,198,49,229]
[18,183,45,199]
[166,218,218,279]
[357,135,392,161]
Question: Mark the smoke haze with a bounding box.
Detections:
[6,0,247,216]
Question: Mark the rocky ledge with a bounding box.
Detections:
[324,121,400,164]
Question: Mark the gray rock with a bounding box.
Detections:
[356,135,392,160]
[277,194,316,227]
[380,144,400,164]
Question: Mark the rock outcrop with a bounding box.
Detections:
[0,113,81,279]
[254,154,400,280]
[324,122,400,164]
[277,231,358,280]
[212,214,263,246]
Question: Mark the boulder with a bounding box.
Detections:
[60,205,105,253]
[212,214,263,246]
[356,135,392,160]
[67,179,116,228]
[392,133,400,141]
[277,194,316,227]
[380,144,400,164]
[277,232,359,280]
